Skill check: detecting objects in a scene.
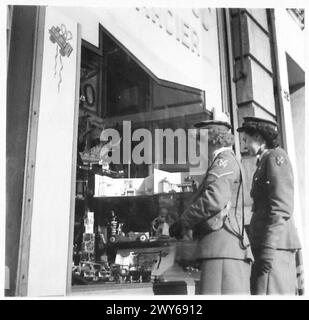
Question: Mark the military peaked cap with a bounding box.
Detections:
[237,116,279,139]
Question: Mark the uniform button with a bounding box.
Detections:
[266,181,270,184]
[254,177,258,181]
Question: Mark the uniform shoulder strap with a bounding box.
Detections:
[230,151,247,248]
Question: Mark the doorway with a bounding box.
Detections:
[286,53,305,215]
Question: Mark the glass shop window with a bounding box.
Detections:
[104,34,150,117]
[72,25,207,290]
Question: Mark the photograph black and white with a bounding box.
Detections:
[3,0,308,300]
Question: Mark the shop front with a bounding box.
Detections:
[10,6,226,297]
[6,6,306,297]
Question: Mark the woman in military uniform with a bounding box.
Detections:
[237,117,301,295]
[169,118,253,295]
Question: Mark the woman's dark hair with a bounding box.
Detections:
[208,127,235,147]
[242,126,280,149]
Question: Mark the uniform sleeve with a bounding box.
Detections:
[180,155,235,229]
[262,149,294,249]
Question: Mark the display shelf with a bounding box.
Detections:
[71,263,199,295]
[106,238,173,250]
[71,282,154,296]
[93,194,151,200]
[92,191,194,200]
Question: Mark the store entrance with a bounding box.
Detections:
[286,53,305,219]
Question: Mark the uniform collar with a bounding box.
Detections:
[213,146,233,159]
[256,148,269,165]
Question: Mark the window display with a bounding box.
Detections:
[72,27,207,291]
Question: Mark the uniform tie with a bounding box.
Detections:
[256,147,268,166]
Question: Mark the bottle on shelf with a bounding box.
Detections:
[108,210,118,243]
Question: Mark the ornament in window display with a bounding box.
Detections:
[177,176,197,192]
[72,251,161,284]
[73,261,112,282]
[109,231,150,244]
[76,179,87,199]
[97,225,107,247]
[79,134,121,165]
[111,264,130,284]
[151,209,170,238]
[108,210,118,238]
[107,210,150,243]
[160,177,172,193]
[101,162,110,172]
[127,265,152,283]
[84,211,94,234]
[109,263,152,284]
[79,142,102,164]
[124,180,136,196]
[81,232,95,260]
[159,177,181,193]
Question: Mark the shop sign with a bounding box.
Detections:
[135,7,211,57]
[59,6,222,109]
[86,7,222,109]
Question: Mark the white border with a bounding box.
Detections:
[1,0,308,300]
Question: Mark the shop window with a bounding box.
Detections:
[152,81,203,109]
[72,25,207,292]
[104,33,150,117]
[79,46,102,117]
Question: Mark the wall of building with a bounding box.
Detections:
[231,9,275,122]
[6,6,38,296]
[230,8,276,221]
[273,8,304,238]
[290,86,305,214]
[25,7,80,296]
[273,8,306,291]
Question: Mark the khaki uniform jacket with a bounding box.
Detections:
[249,147,301,250]
[180,149,253,261]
